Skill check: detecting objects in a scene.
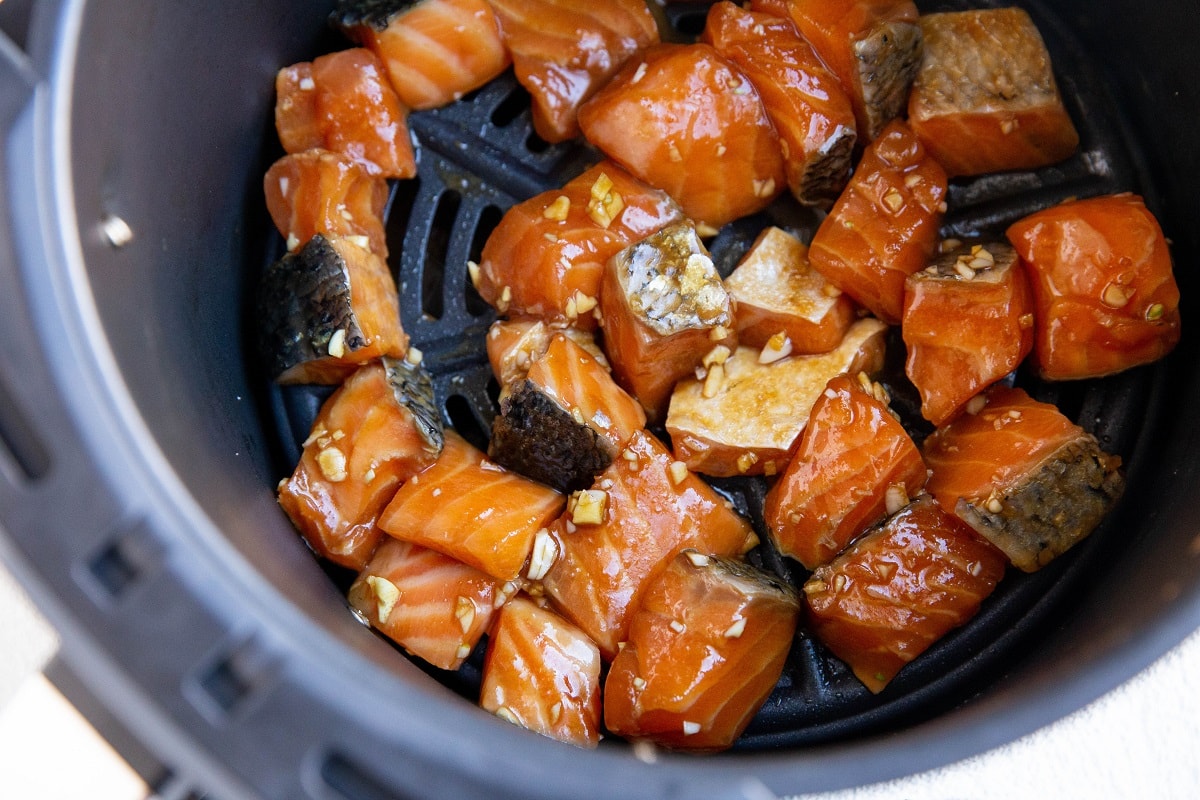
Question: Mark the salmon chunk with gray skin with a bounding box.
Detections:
[907,7,1079,177]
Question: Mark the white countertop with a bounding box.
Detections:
[3,562,1198,799]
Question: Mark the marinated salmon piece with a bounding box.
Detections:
[348,538,516,670]
[540,429,757,659]
[264,150,389,258]
[257,234,408,384]
[331,0,510,110]
[480,596,603,748]
[475,162,685,330]
[275,48,416,179]
[1005,193,1182,381]
[378,431,565,581]
[578,42,786,229]
[908,8,1079,177]
[902,241,1035,426]
[808,119,948,325]
[278,357,443,570]
[488,0,659,143]
[599,221,737,422]
[666,317,888,478]
[490,332,647,493]
[764,372,927,570]
[723,226,857,354]
[923,385,1125,572]
[752,0,921,141]
[604,550,800,751]
[485,319,609,392]
[702,2,856,208]
[804,495,1007,693]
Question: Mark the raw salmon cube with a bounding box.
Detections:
[764,372,927,570]
[902,240,1035,426]
[666,318,887,478]
[348,538,516,670]
[804,495,1007,693]
[278,358,443,570]
[923,385,1125,572]
[598,221,737,422]
[540,430,757,659]
[723,226,857,354]
[485,319,609,392]
[908,8,1079,177]
[275,48,416,179]
[480,596,603,748]
[603,550,799,751]
[378,431,565,581]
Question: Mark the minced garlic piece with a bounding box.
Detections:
[571,490,607,526]
[542,195,571,221]
[316,446,348,482]
[365,576,401,624]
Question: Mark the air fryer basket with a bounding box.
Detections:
[1,1,1199,799]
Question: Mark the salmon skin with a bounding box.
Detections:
[908,8,1079,177]
[475,162,685,330]
[489,332,646,493]
[348,537,516,670]
[764,372,927,570]
[923,385,1125,572]
[378,430,565,581]
[603,550,800,751]
[722,226,857,354]
[804,495,1007,693]
[702,2,857,208]
[480,596,603,748]
[808,119,948,325]
[902,240,1035,426]
[578,42,786,229]
[277,356,443,570]
[488,0,659,143]
[599,221,737,422]
[275,48,416,179]
[331,0,511,110]
[1005,193,1181,381]
[752,0,921,141]
[257,234,408,384]
[264,150,389,259]
[540,429,757,659]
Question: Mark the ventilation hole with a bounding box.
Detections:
[0,376,51,481]
[322,752,423,800]
[524,130,550,154]
[490,83,531,128]
[385,175,421,277]
[672,9,708,38]
[446,394,488,452]
[83,522,161,603]
[191,637,277,719]
[422,191,462,320]
[465,206,503,316]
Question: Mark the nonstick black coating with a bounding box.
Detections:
[265,0,1167,750]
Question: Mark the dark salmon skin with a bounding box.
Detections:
[275,48,416,179]
[488,0,659,143]
[541,429,757,659]
[764,372,927,570]
[348,537,515,670]
[476,162,685,330]
[578,42,786,229]
[378,430,565,581]
[908,8,1079,177]
[702,2,857,208]
[804,495,1007,693]
[332,0,511,110]
[480,596,603,748]
[278,358,442,570]
[604,550,800,751]
[923,385,1125,572]
[1005,193,1181,381]
[902,241,1035,426]
[808,119,948,325]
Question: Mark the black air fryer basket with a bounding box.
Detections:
[2,1,1200,798]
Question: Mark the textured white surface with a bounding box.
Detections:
[2,559,1199,798]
